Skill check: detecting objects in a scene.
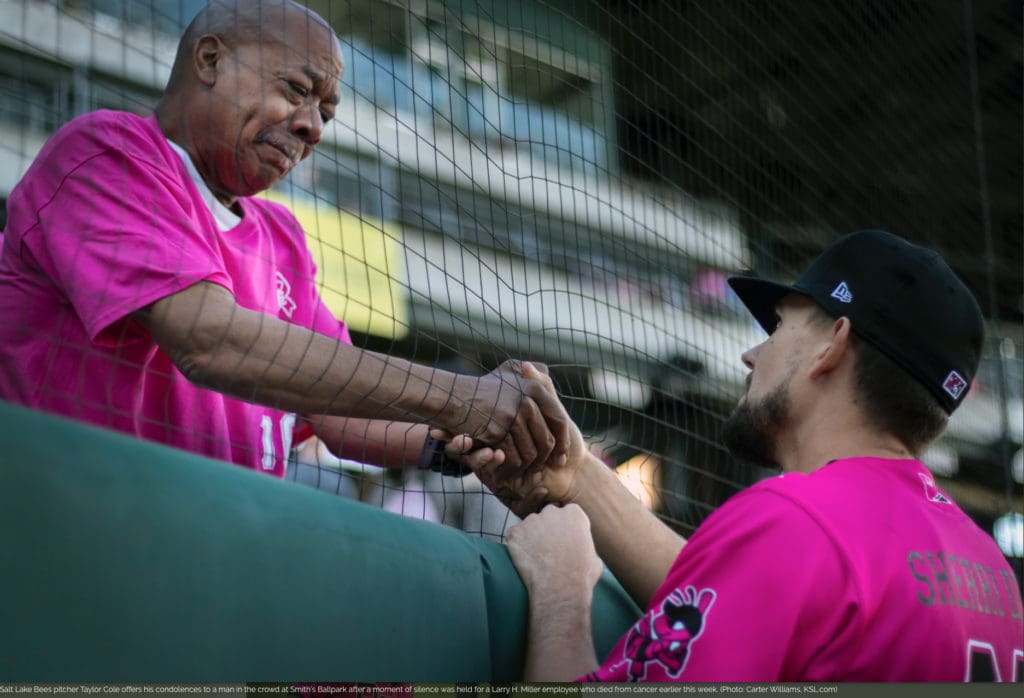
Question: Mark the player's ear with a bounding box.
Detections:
[809,316,852,379]
[193,35,227,87]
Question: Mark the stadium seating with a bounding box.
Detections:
[0,400,640,682]
[337,35,609,174]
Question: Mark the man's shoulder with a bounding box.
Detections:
[244,194,296,220]
[8,110,175,232]
[239,194,307,241]
[49,110,159,152]
[27,110,171,183]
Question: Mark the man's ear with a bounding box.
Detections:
[193,35,226,87]
[809,316,853,379]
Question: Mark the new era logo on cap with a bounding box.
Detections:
[942,370,968,401]
[830,281,853,304]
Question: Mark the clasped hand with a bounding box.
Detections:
[436,361,590,517]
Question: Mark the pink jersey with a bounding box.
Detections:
[585,457,1023,682]
[0,110,350,475]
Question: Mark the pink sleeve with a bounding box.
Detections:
[308,290,352,345]
[586,487,857,682]
[257,197,352,347]
[290,254,353,446]
[22,148,232,345]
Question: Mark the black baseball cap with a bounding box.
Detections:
[728,229,984,414]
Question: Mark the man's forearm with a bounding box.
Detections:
[139,282,470,426]
[573,454,686,609]
[308,417,430,468]
[188,302,463,422]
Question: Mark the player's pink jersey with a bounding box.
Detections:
[0,110,350,475]
[584,457,1023,682]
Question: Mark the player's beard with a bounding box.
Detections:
[721,378,791,470]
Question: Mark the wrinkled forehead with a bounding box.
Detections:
[229,6,342,74]
[278,9,342,59]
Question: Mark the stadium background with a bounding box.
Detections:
[0,0,1020,565]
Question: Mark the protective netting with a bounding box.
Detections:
[0,0,1020,547]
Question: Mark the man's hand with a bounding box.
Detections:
[445,359,571,473]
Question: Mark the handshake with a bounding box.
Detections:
[434,361,596,518]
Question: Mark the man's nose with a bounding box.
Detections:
[290,103,324,146]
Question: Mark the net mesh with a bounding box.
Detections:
[0,0,1020,543]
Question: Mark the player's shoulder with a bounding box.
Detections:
[751,456,908,496]
[688,474,823,546]
[737,454,872,507]
[712,459,867,525]
[731,457,941,536]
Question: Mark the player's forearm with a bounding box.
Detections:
[523,591,599,681]
[308,417,429,468]
[573,453,686,608]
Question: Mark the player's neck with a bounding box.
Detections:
[782,429,913,472]
[781,406,913,474]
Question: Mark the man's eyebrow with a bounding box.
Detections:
[302,66,340,105]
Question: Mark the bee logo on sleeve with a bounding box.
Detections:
[620,585,717,681]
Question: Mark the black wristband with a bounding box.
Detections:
[417,434,473,478]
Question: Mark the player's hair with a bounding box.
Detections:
[849,335,949,456]
[806,304,948,455]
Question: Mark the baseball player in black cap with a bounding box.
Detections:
[463,230,1022,682]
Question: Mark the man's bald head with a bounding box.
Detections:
[166,0,340,93]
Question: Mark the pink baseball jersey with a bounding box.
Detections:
[0,110,351,476]
[584,457,1024,682]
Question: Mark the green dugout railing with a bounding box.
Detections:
[0,400,640,682]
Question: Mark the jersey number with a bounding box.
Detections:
[260,413,296,470]
[966,639,1024,682]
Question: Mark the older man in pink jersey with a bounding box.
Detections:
[0,0,568,477]
[474,230,1023,682]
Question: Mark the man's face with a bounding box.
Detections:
[199,14,342,200]
[721,295,822,469]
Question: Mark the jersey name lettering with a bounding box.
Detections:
[908,550,1024,619]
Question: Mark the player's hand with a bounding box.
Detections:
[446,360,571,473]
[505,503,603,595]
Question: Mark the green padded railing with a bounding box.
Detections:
[0,400,640,682]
